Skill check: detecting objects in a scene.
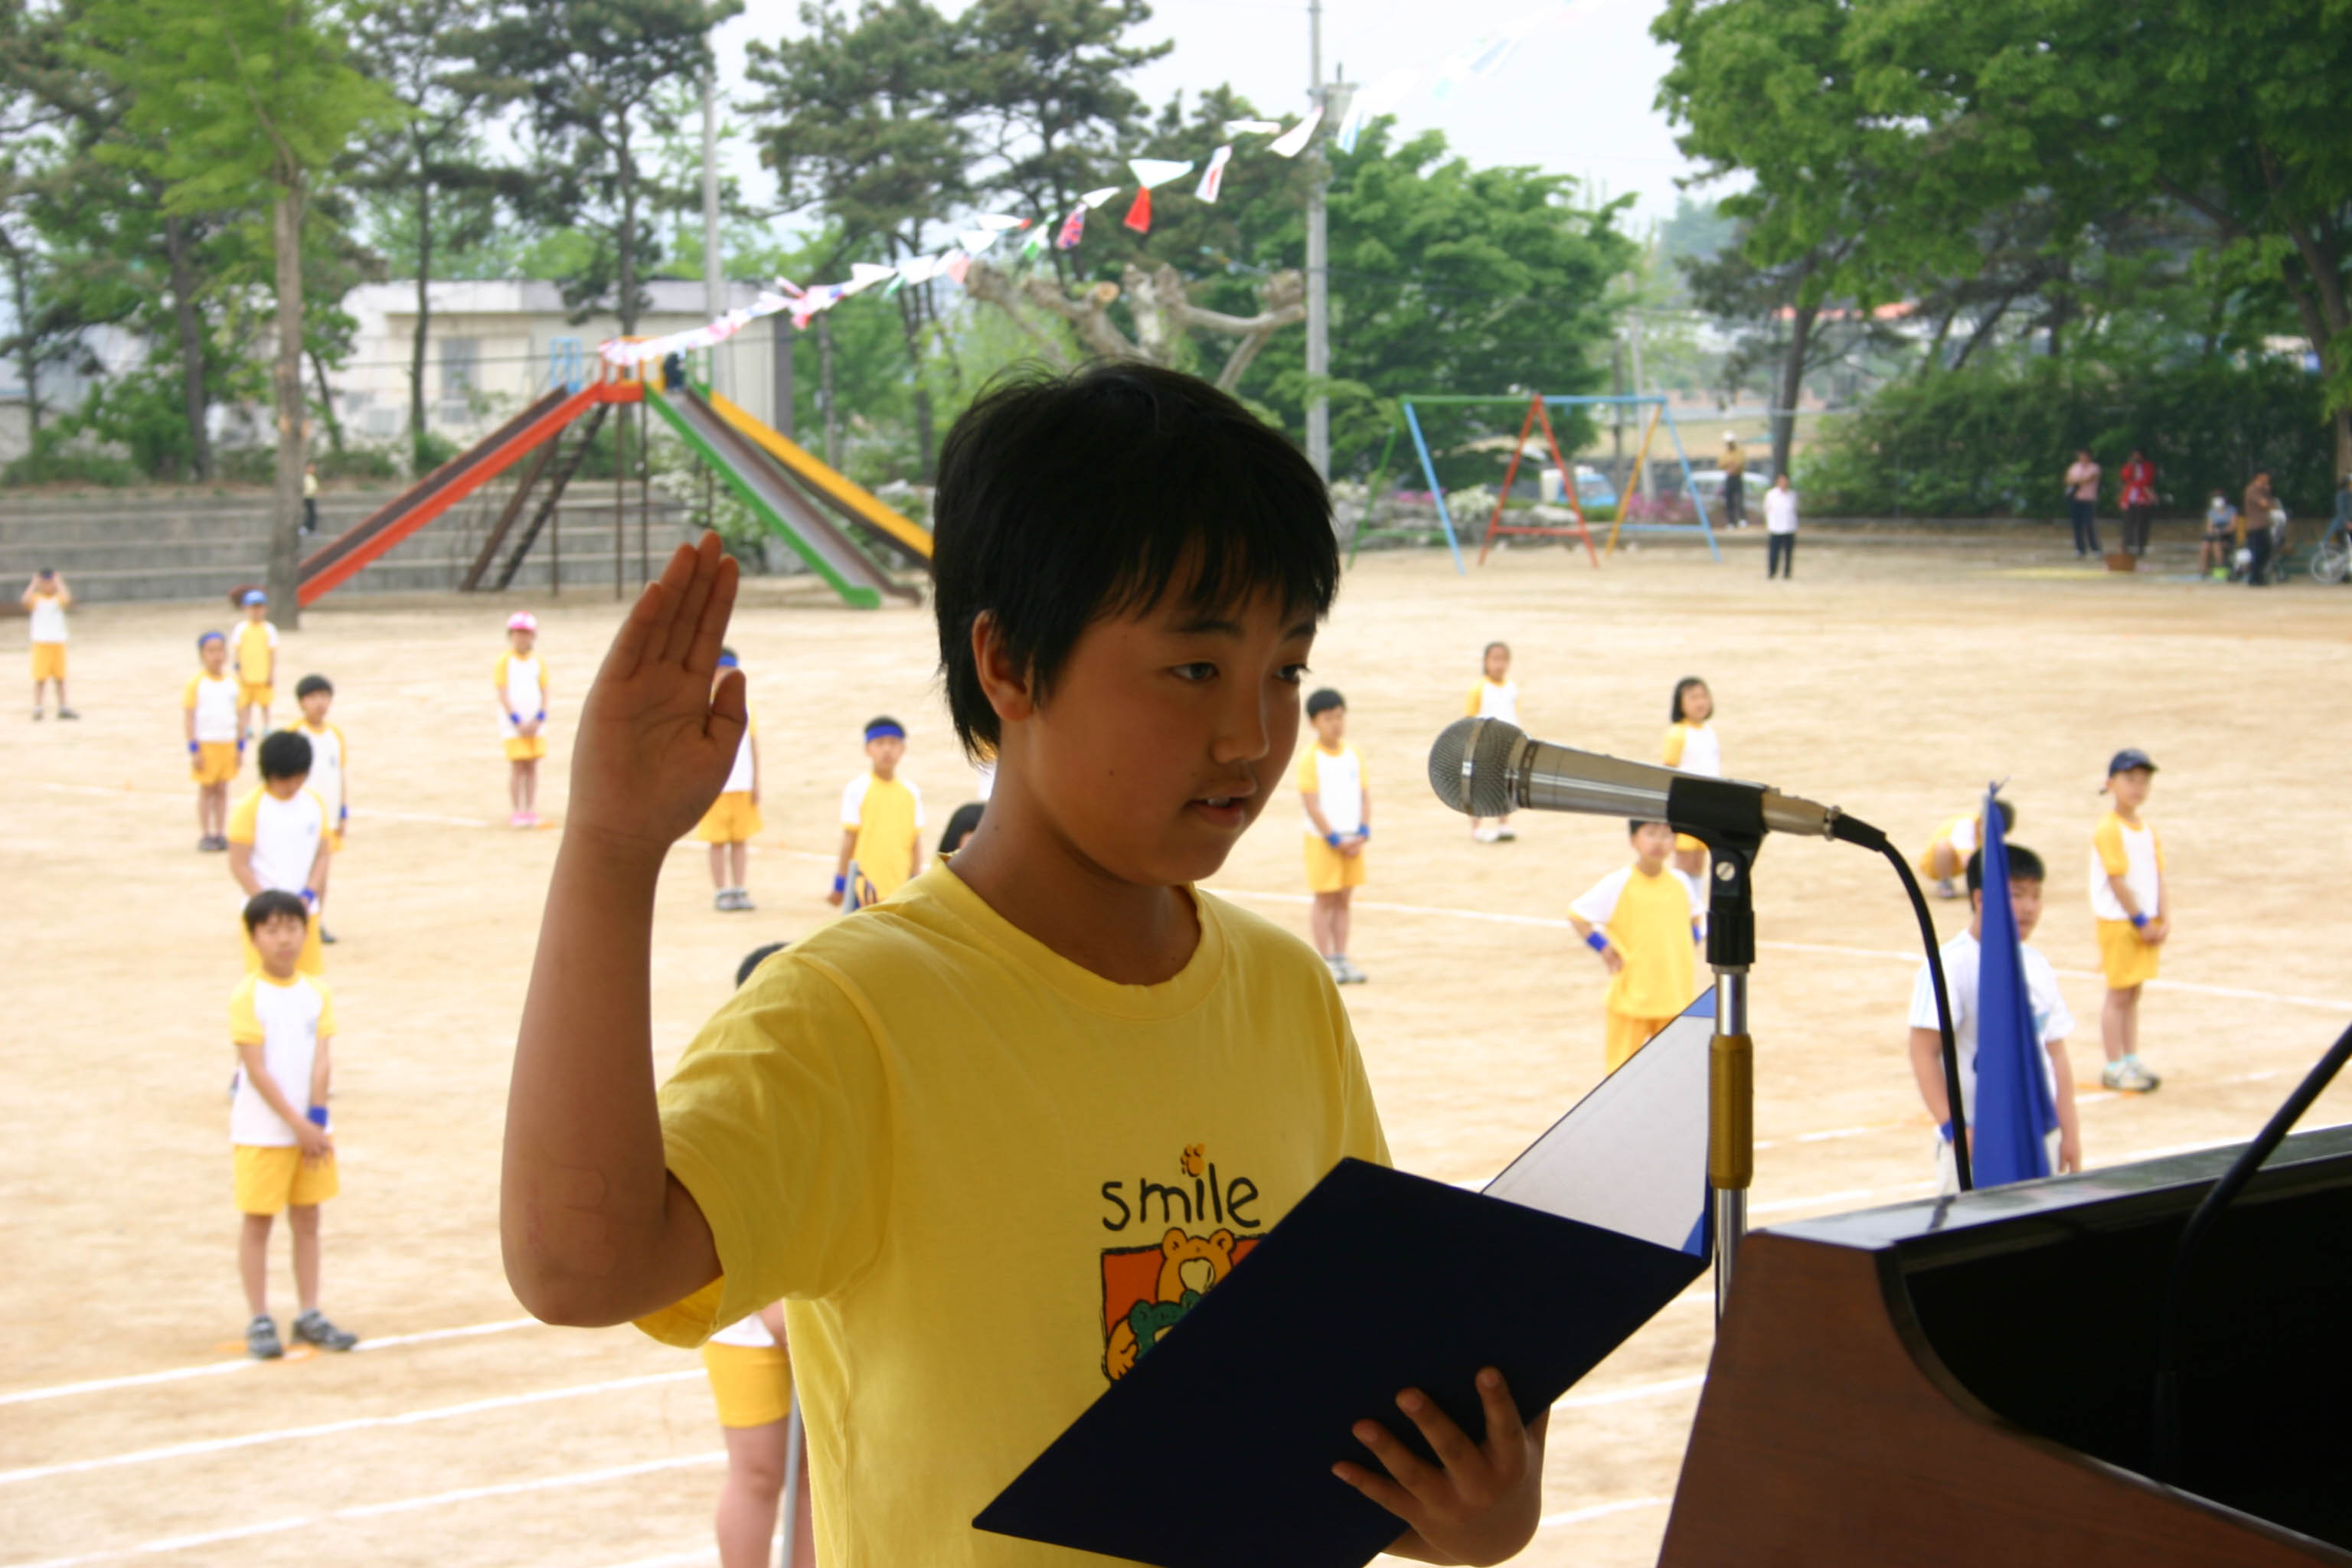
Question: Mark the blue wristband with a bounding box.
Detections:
[306,1106,329,1129]
[1325,831,1343,848]
[534,709,546,723]
[1585,931,1609,954]
[2130,911,2149,929]
[507,711,520,724]
[188,740,200,753]
[1357,824,1371,839]
[1938,1120,1954,1144]
[831,874,848,893]
[300,888,317,907]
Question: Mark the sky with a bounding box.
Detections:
[708,0,1716,238]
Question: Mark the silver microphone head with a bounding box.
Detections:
[1428,717,1527,818]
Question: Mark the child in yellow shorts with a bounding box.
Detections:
[229,730,331,977]
[1919,797,2016,900]
[232,590,279,740]
[495,611,550,827]
[230,890,358,1359]
[1661,676,1722,889]
[1570,819,1706,1070]
[24,567,75,720]
[2090,748,2168,1093]
[1297,687,1370,984]
[185,631,242,851]
[696,649,763,911]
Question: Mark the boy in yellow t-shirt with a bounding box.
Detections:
[185,631,243,851]
[828,716,923,910]
[1297,687,1370,984]
[230,888,358,1360]
[2090,748,2168,1094]
[232,590,279,740]
[694,650,763,912]
[501,367,1550,1568]
[1569,819,1706,1070]
[228,730,331,977]
[287,674,349,942]
[494,612,550,827]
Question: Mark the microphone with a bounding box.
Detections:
[1426,717,1866,846]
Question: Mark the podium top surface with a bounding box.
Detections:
[1769,1122,2352,1264]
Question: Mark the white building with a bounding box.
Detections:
[332,279,792,446]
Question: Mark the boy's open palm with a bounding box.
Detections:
[570,534,746,853]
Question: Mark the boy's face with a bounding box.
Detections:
[201,640,227,673]
[1632,822,1676,868]
[509,629,536,655]
[1484,645,1510,682]
[866,735,906,775]
[252,913,306,973]
[2109,767,2153,813]
[299,691,332,724]
[245,601,266,622]
[1974,878,2044,940]
[264,770,310,800]
[1007,583,1314,888]
[1311,705,1346,746]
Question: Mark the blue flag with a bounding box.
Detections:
[1971,783,2059,1184]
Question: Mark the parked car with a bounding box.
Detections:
[1538,466,1618,514]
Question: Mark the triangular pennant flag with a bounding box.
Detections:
[1020,225,1050,259]
[1079,186,1121,210]
[1268,105,1324,158]
[898,253,938,285]
[973,213,1026,231]
[959,228,999,255]
[1122,186,1152,234]
[1195,145,1233,204]
[1128,158,1194,190]
[945,251,972,285]
[1223,118,1282,136]
[1056,206,1087,250]
[844,262,897,296]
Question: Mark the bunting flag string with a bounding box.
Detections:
[603,0,1579,366]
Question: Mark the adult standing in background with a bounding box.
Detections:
[2242,470,2278,586]
[2064,449,2103,559]
[301,464,319,536]
[1720,433,1748,529]
[1764,472,1799,578]
[2118,448,2158,556]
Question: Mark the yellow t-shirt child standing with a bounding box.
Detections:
[696,650,763,913]
[185,631,242,851]
[831,717,923,910]
[232,593,279,733]
[1570,822,1705,1070]
[24,571,73,716]
[495,612,550,828]
[2089,748,2168,1093]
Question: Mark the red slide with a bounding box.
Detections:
[297,380,632,606]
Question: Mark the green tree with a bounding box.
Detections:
[80,0,396,618]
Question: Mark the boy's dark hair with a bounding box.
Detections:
[736,941,789,989]
[1305,688,1345,718]
[294,674,333,700]
[931,361,1338,756]
[1629,818,1668,836]
[243,888,309,933]
[1965,844,2044,893]
[938,799,986,857]
[1483,640,1508,661]
[257,729,314,781]
[1671,676,1710,723]
[1992,798,2017,834]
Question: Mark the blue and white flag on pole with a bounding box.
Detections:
[1971,783,2058,1184]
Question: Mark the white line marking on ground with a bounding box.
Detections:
[1539,1495,1670,1528]
[1204,887,2352,1013]
[0,1370,699,1486]
[593,1551,718,1568]
[0,1318,541,1407]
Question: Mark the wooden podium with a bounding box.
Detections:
[1660,1125,2352,1565]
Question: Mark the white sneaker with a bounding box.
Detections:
[1324,956,1347,984]
[1934,877,1958,900]
[1472,825,1502,844]
[1494,823,1517,841]
[1335,957,1368,985]
[2101,1057,2161,1093]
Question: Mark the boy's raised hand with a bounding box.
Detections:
[569,534,746,854]
[1335,1367,1547,1565]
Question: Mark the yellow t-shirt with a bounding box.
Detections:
[638,864,1389,1567]
[841,772,925,900]
[234,621,276,688]
[1570,863,1704,1018]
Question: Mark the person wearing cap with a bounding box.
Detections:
[2090,749,2167,1093]
[234,590,279,740]
[495,612,550,828]
[1719,433,1748,529]
[694,649,763,912]
[829,717,923,910]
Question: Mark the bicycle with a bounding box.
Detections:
[2311,513,2350,585]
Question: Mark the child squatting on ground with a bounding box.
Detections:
[1905,845,2082,1194]
[496,612,550,827]
[1569,820,1706,1071]
[2092,748,2168,1093]
[1298,686,1370,985]
[231,888,358,1359]
[1919,798,2017,901]
[500,364,1551,1567]
[186,631,242,851]
[696,649,763,912]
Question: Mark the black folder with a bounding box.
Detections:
[975,1002,1718,1568]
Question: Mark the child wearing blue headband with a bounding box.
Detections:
[828,716,923,910]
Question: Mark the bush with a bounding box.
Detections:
[410,430,460,476]
[2,438,141,488]
[1802,355,2336,518]
[317,445,400,482]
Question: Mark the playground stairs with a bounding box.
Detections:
[0,488,701,606]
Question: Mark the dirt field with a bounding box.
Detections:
[6,527,2350,1567]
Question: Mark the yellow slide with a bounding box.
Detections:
[707,390,932,560]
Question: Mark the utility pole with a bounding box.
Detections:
[701,62,727,400]
[1626,308,1652,501]
[1304,0,1328,482]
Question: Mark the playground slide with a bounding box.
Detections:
[702,387,932,561]
[297,381,620,606]
[645,383,917,609]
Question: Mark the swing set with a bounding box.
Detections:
[1350,391,1722,570]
